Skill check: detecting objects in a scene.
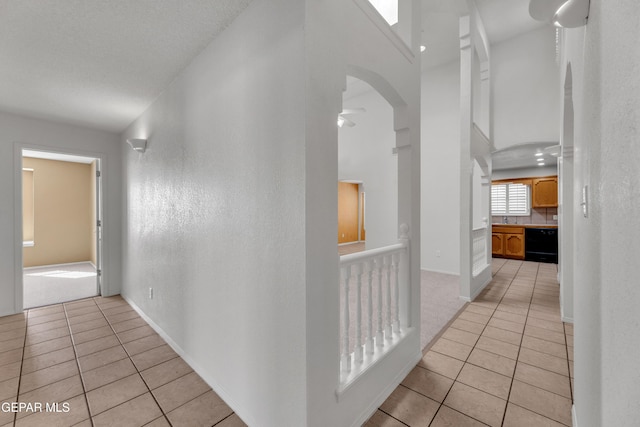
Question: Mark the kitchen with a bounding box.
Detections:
[491,142,559,264]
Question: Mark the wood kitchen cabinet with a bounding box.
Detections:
[504,233,525,258]
[492,226,525,259]
[532,176,558,208]
[492,233,504,256]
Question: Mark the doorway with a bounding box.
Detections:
[338,181,366,255]
[21,149,102,308]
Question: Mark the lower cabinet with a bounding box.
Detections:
[492,233,504,256]
[492,226,525,260]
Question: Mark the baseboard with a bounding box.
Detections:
[572,405,578,427]
[121,296,255,427]
[23,261,94,271]
[561,315,574,323]
[351,349,422,427]
[338,241,364,246]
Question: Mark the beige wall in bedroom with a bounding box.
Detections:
[23,157,93,267]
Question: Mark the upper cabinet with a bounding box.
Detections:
[532,176,558,208]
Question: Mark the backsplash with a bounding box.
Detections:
[492,207,558,225]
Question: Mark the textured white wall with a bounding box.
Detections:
[568,1,640,425]
[421,61,461,274]
[122,1,308,425]
[0,111,122,316]
[492,27,560,151]
[339,84,398,250]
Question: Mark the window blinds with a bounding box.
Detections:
[491,183,530,215]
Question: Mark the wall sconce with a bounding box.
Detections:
[529,0,590,28]
[126,138,147,153]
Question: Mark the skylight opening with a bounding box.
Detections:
[368,0,398,26]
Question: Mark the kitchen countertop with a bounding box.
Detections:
[492,224,558,229]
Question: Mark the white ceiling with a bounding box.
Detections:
[492,142,558,170]
[0,0,252,133]
[0,0,544,135]
[421,0,546,69]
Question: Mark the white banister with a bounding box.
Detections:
[341,266,351,373]
[339,225,410,383]
[472,226,488,277]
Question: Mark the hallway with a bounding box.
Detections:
[0,296,244,427]
[1,259,571,426]
[366,259,573,426]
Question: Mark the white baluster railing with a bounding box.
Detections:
[472,226,487,277]
[339,225,410,383]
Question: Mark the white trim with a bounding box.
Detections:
[122,296,255,427]
[561,315,574,323]
[348,347,422,427]
[572,405,578,427]
[23,241,34,247]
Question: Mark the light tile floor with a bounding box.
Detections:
[366,259,574,427]
[0,295,246,427]
[1,259,572,426]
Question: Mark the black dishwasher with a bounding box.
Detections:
[525,228,558,263]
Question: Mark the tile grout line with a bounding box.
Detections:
[94,297,174,427]
[13,310,30,426]
[63,301,96,427]
[499,261,537,426]
[425,263,516,427]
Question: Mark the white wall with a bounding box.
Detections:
[339,83,398,250]
[566,0,640,425]
[122,1,308,425]
[492,27,560,151]
[421,61,461,274]
[0,111,121,316]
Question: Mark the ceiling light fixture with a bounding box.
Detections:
[538,162,546,166]
[529,0,590,28]
[537,158,545,162]
[420,45,426,53]
[535,152,543,157]
[126,138,147,153]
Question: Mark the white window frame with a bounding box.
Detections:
[491,183,531,216]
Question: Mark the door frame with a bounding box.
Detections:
[13,142,105,311]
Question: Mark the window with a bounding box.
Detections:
[491,183,530,216]
[23,168,35,246]
[368,0,398,25]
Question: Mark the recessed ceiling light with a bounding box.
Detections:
[535,153,543,157]
[538,163,545,166]
[537,158,545,162]
[420,45,426,53]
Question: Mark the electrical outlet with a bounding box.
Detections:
[436,250,441,257]
[149,288,153,299]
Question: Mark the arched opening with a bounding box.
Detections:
[338,76,398,253]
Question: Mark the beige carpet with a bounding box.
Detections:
[23,262,99,309]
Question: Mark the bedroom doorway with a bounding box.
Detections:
[21,149,102,308]
[338,181,365,255]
